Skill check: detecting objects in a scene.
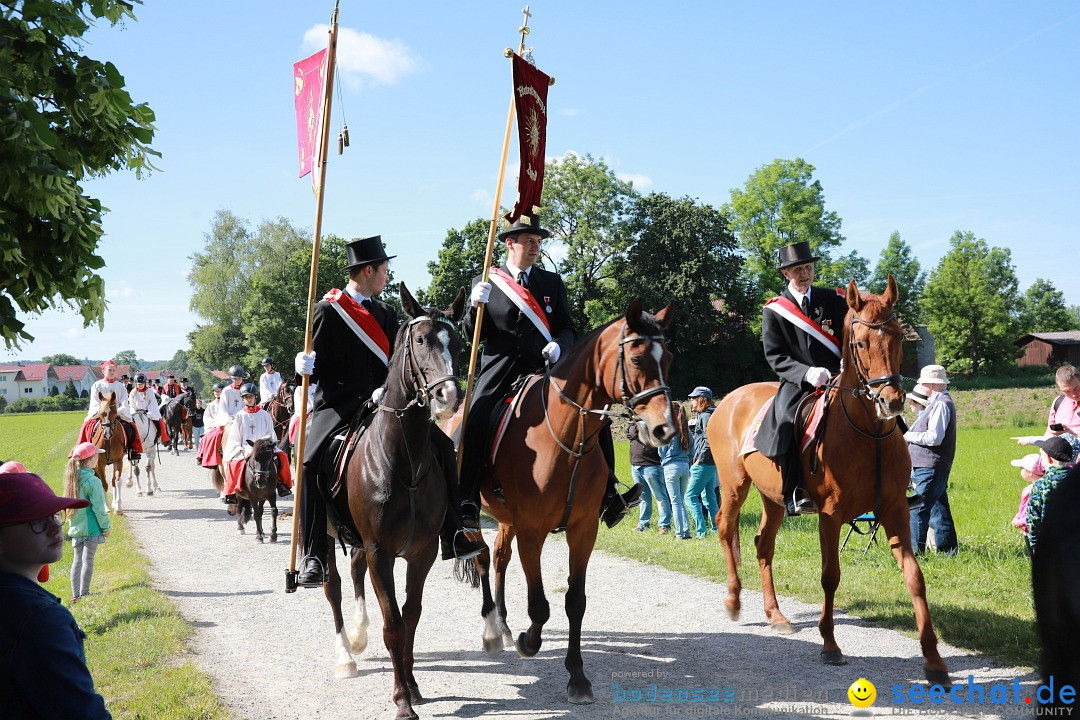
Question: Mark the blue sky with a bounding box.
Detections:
[8,1,1079,363]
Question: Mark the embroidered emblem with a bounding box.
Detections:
[821,318,836,337]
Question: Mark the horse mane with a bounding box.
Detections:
[250,437,276,461]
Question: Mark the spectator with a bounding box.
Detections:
[628,422,669,534]
[190,398,206,457]
[659,403,692,540]
[686,387,719,539]
[63,443,111,604]
[1025,436,1074,553]
[1047,365,1080,436]
[905,365,958,555]
[0,471,113,718]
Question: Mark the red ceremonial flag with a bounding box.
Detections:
[504,53,551,225]
[294,48,328,179]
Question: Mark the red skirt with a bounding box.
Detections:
[199,426,224,467]
[224,452,293,495]
[78,418,143,453]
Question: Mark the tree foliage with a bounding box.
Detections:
[419,217,495,309]
[1017,279,1080,334]
[40,353,81,366]
[112,349,139,370]
[1,0,158,348]
[63,379,78,398]
[922,231,1021,373]
[869,231,927,326]
[725,158,845,301]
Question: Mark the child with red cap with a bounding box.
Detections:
[0,470,112,718]
[64,442,112,603]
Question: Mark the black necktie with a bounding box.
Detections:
[517,271,528,289]
[800,296,809,316]
[361,298,373,311]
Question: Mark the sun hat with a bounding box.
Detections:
[70,442,106,461]
[1010,453,1045,476]
[688,386,713,400]
[0,461,28,474]
[917,365,949,386]
[0,472,89,524]
[906,384,930,405]
[1033,436,1073,463]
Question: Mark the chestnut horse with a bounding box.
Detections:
[465,299,675,704]
[706,276,949,684]
[322,284,470,720]
[91,391,128,515]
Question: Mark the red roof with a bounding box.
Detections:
[52,365,93,382]
[0,363,51,381]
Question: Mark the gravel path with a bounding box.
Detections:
[121,449,1037,720]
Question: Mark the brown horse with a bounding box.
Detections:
[706,276,949,685]
[466,299,675,704]
[322,284,469,720]
[265,380,295,451]
[91,391,128,515]
[235,437,280,543]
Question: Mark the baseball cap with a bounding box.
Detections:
[1033,436,1073,463]
[688,386,713,400]
[0,461,29,474]
[1010,453,1044,476]
[0,472,89,524]
[70,442,106,461]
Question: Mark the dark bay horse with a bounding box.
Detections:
[322,283,470,720]
[468,299,675,704]
[235,437,280,543]
[91,391,127,515]
[706,276,949,684]
[161,390,195,455]
[265,380,295,452]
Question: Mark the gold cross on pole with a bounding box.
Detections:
[519,5,532,44]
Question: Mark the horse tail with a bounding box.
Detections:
[453,556,481,588]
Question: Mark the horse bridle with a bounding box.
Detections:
[846,313,903,404]
[380,314,458,415]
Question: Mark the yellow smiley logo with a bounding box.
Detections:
[847,678,876,708]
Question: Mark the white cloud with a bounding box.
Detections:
[63,327,87,339]
[304,26,418,89]
[470,188,492,206]
[558,108,581,117]
[616,172,653,190]
[106,280,137,300]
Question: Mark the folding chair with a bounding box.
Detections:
[840,512,881,553]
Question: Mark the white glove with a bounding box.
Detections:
[295,351,315,376]
[469,281,492,307]
[804,366,831,388]
[542,341,561,364]
[370,386,385,404]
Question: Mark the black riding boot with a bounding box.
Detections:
[297,459,328,587]
[781,446,816,516]
[430,429,484,560]
[597,423,643,528]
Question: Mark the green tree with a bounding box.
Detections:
[1017,279,1080,334]
[869,231,927,326]
[41,353,81,366]
[63,379,78,398]
[0,395,7,413]
[612,192,758,394]
[725,158,845,301]
[1,0,158,348]
[48,384,59,397]
[113,349,140,370]
[922,231,1021,373]
[420,218,495,309]
[541,154,639,330]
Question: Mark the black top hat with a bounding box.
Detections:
[777,241,820,270]
[345,235,395,270]
[497,214,551,242]
[180,377,188,383]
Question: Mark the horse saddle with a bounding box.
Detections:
[487,373,538,465]
[739,390,827,458]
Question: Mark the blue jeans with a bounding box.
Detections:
[632,465,666,529]
[686,464,719,538]
[909,465,957,554]
[663,462,691,537]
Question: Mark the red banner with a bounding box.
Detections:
[504,53,551,225]
[294,48,328,179]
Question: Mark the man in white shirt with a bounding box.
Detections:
[258,357,283,404]
[905,365,958,555]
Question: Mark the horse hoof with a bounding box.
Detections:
[515,632,539,658]
[333,662,358,679]
[567,681,595,705]
[483,636,504,656]
[126,479,133,488]
[137,492,145,497]
[146,491,153,496]
[270,534,277,544]
[925,668,952,688]
[771,621,794,635]
[724,605,741,621]
[257,536,264,543]
[820,650,847,665]
[238,526,245,535]
[502,630,514,647]
[408,684,425,704]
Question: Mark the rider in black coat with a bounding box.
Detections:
[754,241,848,516]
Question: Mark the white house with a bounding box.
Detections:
[0,363,54,399]
[50,365,101,397]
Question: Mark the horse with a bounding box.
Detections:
[322,283,469,720]
[180,412,194,450]
[127,409,161,496]
[90,391,128,516]
[464,299,675,705]
[161,390,195,455]
[705,276,949,685]
[265,380,295,452]
[235,437,280,543]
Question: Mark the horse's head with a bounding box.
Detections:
[96,391,117,422]
[246,438,279,491]
[395,282,466,420]
[611,299,677,447]
[844,275,905,419]
[280,380,296,413]
[179,390,197,411]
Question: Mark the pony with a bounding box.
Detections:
[465,299,675,704]
[161,390,195,455]
[235,437,280,543]
[705,276,949,684]
[322,283,469,720]
[90,391,128,515]
[127,408,161,496]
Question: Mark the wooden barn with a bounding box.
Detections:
[1014,331,1080,367]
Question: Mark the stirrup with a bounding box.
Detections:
[460,500,481,530]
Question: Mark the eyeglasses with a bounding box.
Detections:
[4,513,63,534]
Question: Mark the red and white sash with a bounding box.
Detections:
[324,289,391,367]
[764,295,841,358]
[489,267,552,342]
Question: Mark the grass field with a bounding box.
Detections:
[0,411,231,720]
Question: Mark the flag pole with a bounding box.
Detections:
[456,6,534,477]
[286,0,340,593]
